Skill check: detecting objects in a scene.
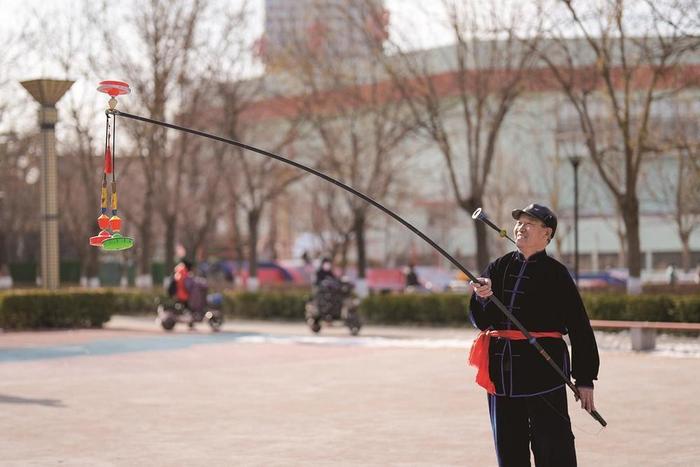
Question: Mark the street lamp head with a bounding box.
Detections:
[20,79,74,107]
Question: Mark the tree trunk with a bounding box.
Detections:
[84,245,99,280]
[616,230,627,269]
[233,230,245,267]
[164,213,177,274]
[0,230,5,269]
[621,196,642,294]
[267,205,278,261]
[460,198,490,272]
[340,233,351,275]
[474,218,490,272]
[680,232,691,271]
[247,208,261,280]
[137,192,154,287]
[354,212,367,279]
[0,224,11,288]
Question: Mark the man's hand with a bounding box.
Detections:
[575,386,595,413]
[470,277,493,298]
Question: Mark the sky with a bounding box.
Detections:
[1,0,455,78]
[0,0,457,133]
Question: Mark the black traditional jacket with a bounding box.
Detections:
[469,249,599,396]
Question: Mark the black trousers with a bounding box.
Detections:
[487,386,577,467]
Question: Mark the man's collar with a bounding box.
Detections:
[515,249,548,261]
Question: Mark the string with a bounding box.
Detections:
[104,113,109,162]
[112,113,116,183]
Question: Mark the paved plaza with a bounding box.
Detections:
[1,316,699,466]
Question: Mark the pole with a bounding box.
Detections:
[570,156,582,285]
[107,108,607,427]
[20,79,74,289]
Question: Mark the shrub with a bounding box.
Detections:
[110,290,164,315]
[582,293,700,323]
[669,295,700,323]
[224,290,308,320]
[622,295,674,322]
[0,289,113,330]
[2,288,698,331]
[582,294,628,320]
[360,293,470,326]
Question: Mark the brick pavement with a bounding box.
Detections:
[0,317,699,466]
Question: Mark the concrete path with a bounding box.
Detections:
[1,316,699,466]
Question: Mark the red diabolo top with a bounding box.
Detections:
[97,80,131,97]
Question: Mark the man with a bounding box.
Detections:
[404,263,420,289]
[314,257,337,286]
[468,203,599,467]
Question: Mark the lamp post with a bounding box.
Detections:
[20,79,74,290]
[569,155,582,285]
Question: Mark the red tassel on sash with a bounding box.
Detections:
[468,330,563,394]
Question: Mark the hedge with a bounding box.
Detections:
[0,290,114,330]
[2,289,700,330]
[670,296,700,322]
[360,293,470,326]
[0,288,163,330]
[362,293,700,326]
[109,290,164,315]
[223,291,308,320]
[582,293,700,322]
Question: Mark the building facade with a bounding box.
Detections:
[246,33,700,276]
[262,0,387,68]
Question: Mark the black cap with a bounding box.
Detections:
[179,258,194,271]
[511,203,558,237]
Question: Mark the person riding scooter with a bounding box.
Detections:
[169,258,194,307]
[306,256,361,335]
[161,258,223,331]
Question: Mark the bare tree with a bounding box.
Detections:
[292,53,418,287]
[645,96,700,271]
[363,0,542,271]
[177,142,228,260]
[251,1,419,291]
[229,143,305,288]
[216,77,306,289]
[306,179,355,270]
[534,0,700,292]
[0,133,40,278]
[0,27,23,132]
[1,12,42,284]
[88,0,258,285]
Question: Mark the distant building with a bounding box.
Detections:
[241,36,700,275]
[260,0,388,68]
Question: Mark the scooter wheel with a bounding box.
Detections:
[349,325,361,336]
[160,316,176,331]
[310,321,321,333]
[206,311,223,332]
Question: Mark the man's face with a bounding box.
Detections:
[513,214,551,251]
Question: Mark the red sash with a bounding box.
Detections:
[468,330,563,394]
